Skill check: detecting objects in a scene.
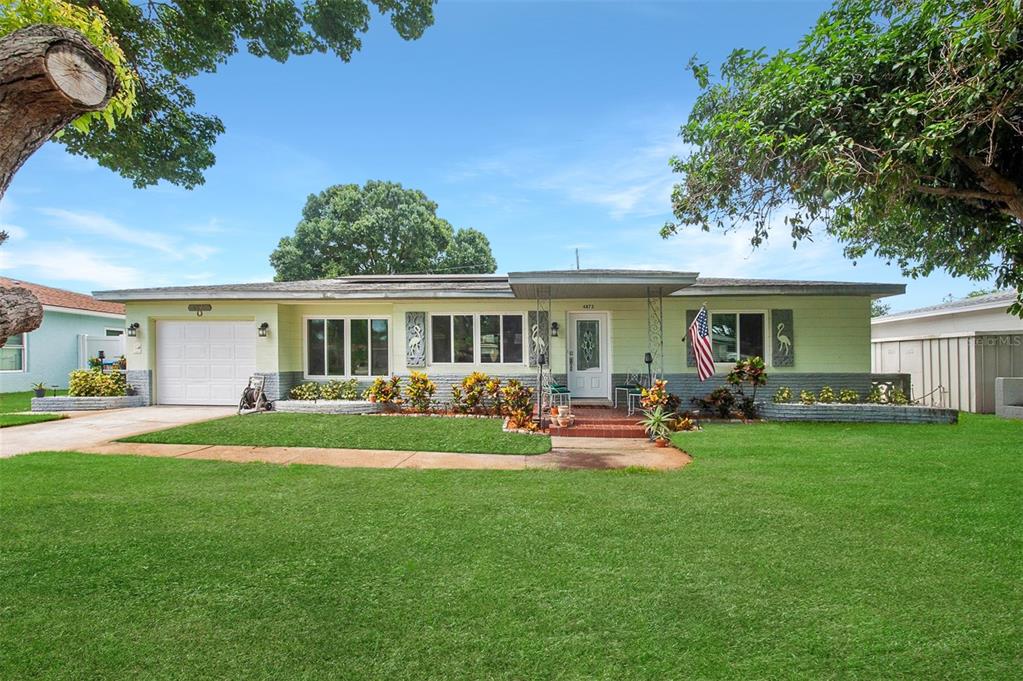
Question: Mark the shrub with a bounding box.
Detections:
[691,387,736,418]
[638,405,674,440]
[839,389,860,404]
[640,379,681,413]
[404,371,437,412]
[499,379,533,416]
[799,389,816,405]
[289,382,321,400]
[320,378,360,401]
[866,385,885,404]
[773,386,792,403]
[451,372,501,414]
[725,357,768,418]
[68,369,125,397]
[671,415,699,432]
[365,375,403,405]
[818,386,836,403]
[890,387,910,405]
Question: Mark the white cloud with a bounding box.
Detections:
[0,223,28,240]
[0,243,145,289]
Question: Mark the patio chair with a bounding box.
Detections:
[614,372,642,410]
[548,380,571,411]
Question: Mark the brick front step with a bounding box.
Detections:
[548,424,648,438]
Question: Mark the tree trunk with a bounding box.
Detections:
[0,25,118,199]
[0,285,43,347]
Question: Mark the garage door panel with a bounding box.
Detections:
[157,321,257,405]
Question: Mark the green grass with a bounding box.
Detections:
[2,414,1020,679]
[0,413,63,428]
[0,389,65,414]
[0,390,67,428]
[122,412,552,455]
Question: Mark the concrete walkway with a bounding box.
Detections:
[78,436,691,471]
[0,406,235,457]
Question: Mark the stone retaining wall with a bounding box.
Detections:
[273,399,383,415]
[761,402,957,424]
[31,395,146,412]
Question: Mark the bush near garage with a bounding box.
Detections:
[68,369,125,397]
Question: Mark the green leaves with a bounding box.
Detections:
[270,181,498,280]
[667,0,1023,315]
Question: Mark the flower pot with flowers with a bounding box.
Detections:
[638,405,675,447]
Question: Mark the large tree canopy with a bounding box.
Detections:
[16,0,435,189]
[664,0,1023,314]
[270,181,498,280]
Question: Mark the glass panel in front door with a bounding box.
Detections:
[576,320,600,371]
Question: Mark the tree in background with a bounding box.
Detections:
[270,181,498,280]
[1,0,434,192]
[870,301,891,318]
[664,0,1023,315]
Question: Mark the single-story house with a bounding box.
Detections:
[0,277,126,392]
[872,290,1022,412]
[93,270,906,407]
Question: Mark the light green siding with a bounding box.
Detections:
[125,295,872,379]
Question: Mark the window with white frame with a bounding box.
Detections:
[0,333,25,372]
[430,313,525,364]
[710,313,765,363]
[306,317,389,377]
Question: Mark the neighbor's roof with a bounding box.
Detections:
[1,277,125,315]
[873,289,1018,324]
[93,271,905,301]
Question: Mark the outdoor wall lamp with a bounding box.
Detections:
[258,322,270,338]
[644,352,653,386]
[126,322,140,337]
[550,321,559,338]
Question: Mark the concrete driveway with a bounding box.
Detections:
[0,406,235,457]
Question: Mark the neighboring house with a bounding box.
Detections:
[94,270,905,407]
[0,278,126,392]
[872,290,1023,412]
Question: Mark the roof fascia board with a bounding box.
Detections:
[873,299,1016,323]
[42,304,125,319]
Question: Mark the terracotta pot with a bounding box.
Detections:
[557,415,570,427]
[654,437,669,448]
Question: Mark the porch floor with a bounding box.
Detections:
[547,405,647,439]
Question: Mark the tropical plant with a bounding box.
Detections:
[665,0,1023,317]
[450,372,501,414]
[31,382,46,391]
[839,389,860,404]
[691,387,736,418]
[670,415,699,432]
[289,382,321,401]
[364,375,403,405]
[818,386,836,404]
[270,182,497,280]
[799,390,817,405]
[773,386,792,403]
[68,369,124,397]
[866,386,885,404]
[638,406,675,441]
[890,387,910,406]
[320,379,360,401]
[404,371,437,412]
[725,357,768,418]
[87,356,102,369]
[639,378,682,413]
[499,379,533,416]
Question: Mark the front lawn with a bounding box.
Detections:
[0,390,67,428]
[121,412,552,455]
[2,414,1020,678]
[0,413,63,428]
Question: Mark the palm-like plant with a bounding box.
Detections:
[638,406,675,441]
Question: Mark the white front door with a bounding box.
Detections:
[567,312,609,399]
[156,321,257,405]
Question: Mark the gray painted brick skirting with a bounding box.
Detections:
[126,369,152,406]
[32,395,146,412]
[761,402,958,424]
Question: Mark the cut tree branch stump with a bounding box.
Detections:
[0,285,43,347]
[0,25,119,199]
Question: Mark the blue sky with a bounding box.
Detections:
[0,0,996,312]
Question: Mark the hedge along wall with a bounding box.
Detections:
[760,402,958,424]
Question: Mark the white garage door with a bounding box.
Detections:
[156,321,257,405]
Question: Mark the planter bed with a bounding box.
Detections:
[31,395,145,412]
[273,399,383,415]
[761,402,957,424]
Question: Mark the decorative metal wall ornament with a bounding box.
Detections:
[406,311,426,367]
[531,285,553,427]
[646,286,665,377]
[187,303,212,317]
[771,309,795,367]
[528,310,550,368]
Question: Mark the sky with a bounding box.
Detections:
[0,0,998,313]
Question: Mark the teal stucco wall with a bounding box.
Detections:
[0,310,124,392]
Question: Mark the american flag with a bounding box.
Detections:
[688,306,715,381]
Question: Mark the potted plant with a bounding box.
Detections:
[31,382,46,398]
[638,406,675,447]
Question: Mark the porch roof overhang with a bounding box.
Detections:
[507,270,699,299]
